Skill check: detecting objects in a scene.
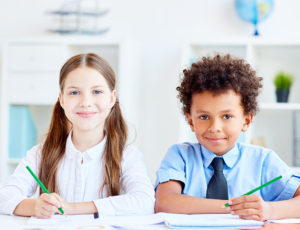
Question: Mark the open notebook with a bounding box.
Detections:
[26,213,263,229]
[164,213,263,228]
[26,213,300,229]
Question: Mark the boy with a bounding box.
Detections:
[155,54,300,221]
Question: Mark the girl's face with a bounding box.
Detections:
[59,67,116,134]
[186,90,253,156]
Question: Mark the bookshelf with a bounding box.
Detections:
[180,38,300,167]
[0,37,131,182]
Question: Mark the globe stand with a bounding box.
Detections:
[235,0,274,37]
[254,24,259,36]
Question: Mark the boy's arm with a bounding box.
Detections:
[268,185,300,219]
[229,185,300,220]
[155,180,229,214]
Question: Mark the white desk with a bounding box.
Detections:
[2,214,300,230]
[0,214,167,230]
[1,215,28,230]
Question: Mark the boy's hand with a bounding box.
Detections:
[226,195,272,221]
[34,193,64,218]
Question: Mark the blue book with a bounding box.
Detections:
[8,105,37,159]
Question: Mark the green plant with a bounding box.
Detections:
[274,71,293,91]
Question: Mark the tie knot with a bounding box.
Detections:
[211,157,224,172]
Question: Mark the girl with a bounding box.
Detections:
[0,53,154,218]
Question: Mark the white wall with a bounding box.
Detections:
[1,0,300,182]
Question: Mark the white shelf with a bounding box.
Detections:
[260,103,300,110]
[7,159,21,165]
[291,167,300,176]
[186,37,300,46]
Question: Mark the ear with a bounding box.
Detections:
[241,113,253,132]
[58,92,64,109]
[186,113,195,132]
[110,89,117,108]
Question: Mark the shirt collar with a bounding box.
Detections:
[65,130,106,160]
[201,144,239,169]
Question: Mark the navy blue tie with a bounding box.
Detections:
[206,158,229,200]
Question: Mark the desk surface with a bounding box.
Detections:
[1,215,28,230]
[1,214,300,230]
[0,214,166,230]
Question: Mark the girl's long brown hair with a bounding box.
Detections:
[39,53,128,196]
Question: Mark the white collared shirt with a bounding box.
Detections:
[0,132,155,215]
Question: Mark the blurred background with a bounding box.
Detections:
[1,0,300,183]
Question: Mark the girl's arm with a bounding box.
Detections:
[155,180,229,214]
[0,145,42,215]
[14,193,64,218]
[13,199,36,217]
[63,201,97,215]
[14,193,97,218]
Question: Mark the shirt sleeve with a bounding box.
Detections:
[261,150,300,201]
[0,145,41,215]
[93,145,155,216]
[155,144,186,189]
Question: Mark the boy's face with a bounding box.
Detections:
[186,90,253,156]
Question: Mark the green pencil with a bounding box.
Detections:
[26,165,64,214]
[224,175,283,207]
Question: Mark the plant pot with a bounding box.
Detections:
[276,90,290,103]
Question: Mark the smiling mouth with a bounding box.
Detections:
[77,112,97,118]
[206,137,226,143]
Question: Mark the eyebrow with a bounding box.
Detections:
[66,85,105,90]
[195,109,233,114]
[220,110,233,113]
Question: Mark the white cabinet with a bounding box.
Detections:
[0,37,131,182]
[8,44,66,72]
[180,39,300,167]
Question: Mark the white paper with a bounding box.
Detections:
[98,213,264,229]
[25,213,270,229]
[97,213,165,228]
[269,218,300,224]
[26,213,165,230]
[27,214,94,225]
[163,213,264,228]
[26,214,114,230]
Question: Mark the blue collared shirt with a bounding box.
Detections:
[155,142,300,201]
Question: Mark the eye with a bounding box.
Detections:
[199,115,209,120]
[70,91,79,95]
[93,90,102,95]
[223,114,232,119]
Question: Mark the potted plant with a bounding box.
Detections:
[274,71,293,103]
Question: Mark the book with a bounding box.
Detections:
[8,105,37,159]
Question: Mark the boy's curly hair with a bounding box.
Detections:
[177,54,263,115]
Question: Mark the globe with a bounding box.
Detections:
[235,0,274,36]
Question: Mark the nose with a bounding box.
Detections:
[80,93,92,107]
[207,118,221,133]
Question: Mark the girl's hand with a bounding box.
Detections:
[34,193,64,218]
[226,195,272,221]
